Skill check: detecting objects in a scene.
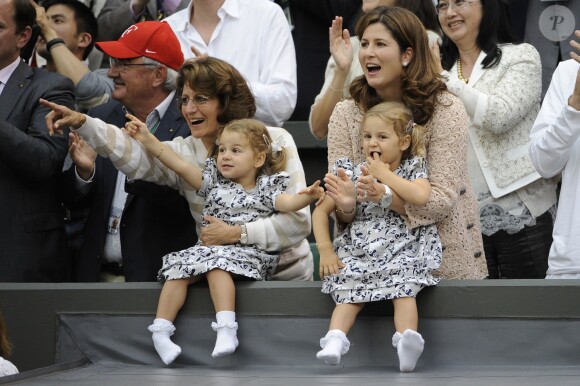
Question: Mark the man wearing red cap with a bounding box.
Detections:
[61,21,196,282]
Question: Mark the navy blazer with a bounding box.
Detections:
[0,61,75,282]
[61,97,197,282]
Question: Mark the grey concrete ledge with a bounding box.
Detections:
[2,279,580,318]
[3,279,580,372]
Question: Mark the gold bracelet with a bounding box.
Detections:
[155,145,164,158]
[336,205,355,215]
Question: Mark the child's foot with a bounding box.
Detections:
[148,319,182,365]
[316,329,350,366]
[393,329,424,372]
[211,321,239,358]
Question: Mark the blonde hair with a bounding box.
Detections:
[363,101,427,159]
[212,119,287,176]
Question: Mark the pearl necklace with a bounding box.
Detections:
[457,58,469,83]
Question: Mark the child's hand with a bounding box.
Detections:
[324,168,356,213]
[124,113,150,142]
[357,165,385,203]
[298,180,326,206]
[318,248,345,279]
[366,153,390,181]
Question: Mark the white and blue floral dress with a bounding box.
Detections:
[323,157,441,304]
[158,158,289,282]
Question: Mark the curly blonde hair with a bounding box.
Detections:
[211,119,287,176]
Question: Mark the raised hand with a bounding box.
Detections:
[324,168,356,213]
[569,30,580,110]
[69,132,96,180]
[298,180,326,206]
[430,38,444,74]
[40,98,87,136]
[329,16,353,73]
[124,113,150,142]
[190,45,209,61]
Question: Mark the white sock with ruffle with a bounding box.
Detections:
[393,329,424,372]
[211,311,239,358]
[148,318,182,365]
[316,329,350,366]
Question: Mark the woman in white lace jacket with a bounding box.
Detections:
[434,0,558,278]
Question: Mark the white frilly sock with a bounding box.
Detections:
[392,329,424,372]
[316,329,350,366]
[148,318,182,365]
[211,311,239,358]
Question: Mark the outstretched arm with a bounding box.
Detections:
[312,197,345,279]
[124,114,202,190]
[275,180,325,212]
[365,156,431,206]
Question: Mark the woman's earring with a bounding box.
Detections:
[402,62,408,67]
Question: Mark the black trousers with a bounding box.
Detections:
[483,212,553,279]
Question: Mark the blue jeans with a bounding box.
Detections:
[483,212,553,279]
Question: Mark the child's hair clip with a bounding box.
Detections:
[405,119,417,133]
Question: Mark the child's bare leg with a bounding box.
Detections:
[206,269,238,358]
[156,278,192,321]
[149,278,192,365]
[392,297,424,372]
[393,297,418,332]
[317,303,364,366]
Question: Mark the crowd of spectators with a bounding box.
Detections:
[0,0,579,285]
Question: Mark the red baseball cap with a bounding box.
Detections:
[96,21,184,71]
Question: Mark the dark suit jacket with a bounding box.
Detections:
[288,0,362,120]
[0,60,75,282]
[507,0,580,98]
[61,98,197,282]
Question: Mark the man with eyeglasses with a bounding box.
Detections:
[61,21,196,282]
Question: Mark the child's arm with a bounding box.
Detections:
[313,196,345,279]
[365,156,431,206]
[275,180,325,212]
[124,114,202,190]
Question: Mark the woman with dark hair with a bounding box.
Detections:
[434,0,557,279]
[309,0,441,139]
[325,6,487,280]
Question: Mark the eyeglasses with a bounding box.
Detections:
[109,57,155,71]
[436,0,480,15]
[178,95,211,108]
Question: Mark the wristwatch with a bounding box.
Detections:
[239,224,248,244]
[379,184,393,208]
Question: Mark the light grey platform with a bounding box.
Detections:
[2,280,580,385]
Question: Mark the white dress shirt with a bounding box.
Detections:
[165,0,297,127]
[529,59,580,278]
[0,57,21,96]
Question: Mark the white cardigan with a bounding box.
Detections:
[444,43,557,217]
